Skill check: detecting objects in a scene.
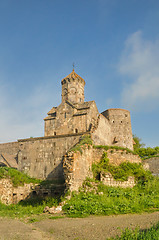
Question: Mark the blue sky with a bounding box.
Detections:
[0,0,159,147]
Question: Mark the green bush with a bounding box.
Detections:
[92,153,152,183]
[135,147,159,159]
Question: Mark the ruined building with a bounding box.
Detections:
[0,70,134,182]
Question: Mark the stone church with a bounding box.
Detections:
[44,69,133,150]
[0,69,134,181]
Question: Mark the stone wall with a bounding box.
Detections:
[100,172,135,188]
[107,149,141,165]
[44,101,99,137]
[91,114,112,146]
[63,146,104,192]
[17,134,83,180]
[102,109,133,150]
[0,179,34,205]
[0,179,65,205]
[0,141,20,155]
[143,157,159,176]
[63,145,141,192]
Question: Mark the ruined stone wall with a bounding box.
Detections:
[0,179,34,205]
[18,134,83,180]
[107,149,141,165]
[100,173,135,188]
[63,146,103,192]
[63,145,140,192]
[102,109,134,150]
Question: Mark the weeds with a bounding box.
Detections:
[0,167,41,187]
[69,135,93,153]
[93,145,137,155]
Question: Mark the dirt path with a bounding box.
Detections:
[0,212,159,240]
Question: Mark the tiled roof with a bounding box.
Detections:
[61,69,85,84]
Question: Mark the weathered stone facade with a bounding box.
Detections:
[63,145,141,192]
[18,134,82,180]
[0,179,34,205]
[0,70,135,184]
[0,178,65,205]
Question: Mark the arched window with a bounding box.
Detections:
[75,129,78,133]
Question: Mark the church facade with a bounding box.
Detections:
[0,70,134,180]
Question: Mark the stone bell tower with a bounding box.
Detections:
[61,69,85,104]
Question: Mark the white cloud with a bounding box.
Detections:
[119,31,159,111]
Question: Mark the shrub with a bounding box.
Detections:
[92,153,152,183]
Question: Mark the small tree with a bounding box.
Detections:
[133,134,145,151]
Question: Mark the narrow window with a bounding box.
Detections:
[65,112,66,118]
[54,132,56,136]
[75,129,78,133]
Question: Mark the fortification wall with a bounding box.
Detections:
[18,133,83,180]
[91,114,111,146]
[102,109,133,150]
[0,141,20,156]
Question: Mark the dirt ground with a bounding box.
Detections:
[0,212,159,240]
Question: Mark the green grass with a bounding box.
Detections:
[108,222,159,239]
[62,177,159,217]
[0,196,60,218]
[0,167,41,187]
[49,216,64,219]
[69,134,93,153]
[93,145,137,155]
